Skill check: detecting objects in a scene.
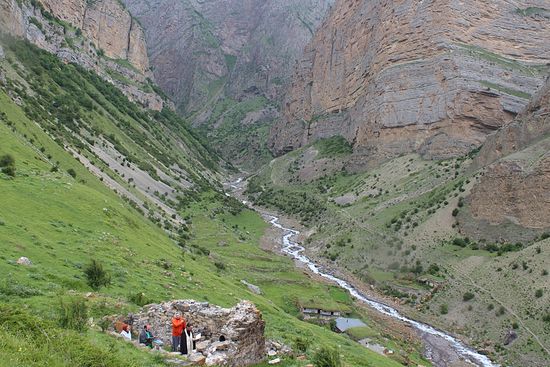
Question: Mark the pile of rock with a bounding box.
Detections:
[114,300,266,366]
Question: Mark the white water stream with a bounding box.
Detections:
[267,215,500,367]
[229,177,499,366]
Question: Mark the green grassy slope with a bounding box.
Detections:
[0,38,424,367]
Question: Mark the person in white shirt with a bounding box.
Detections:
[120,324,132,340]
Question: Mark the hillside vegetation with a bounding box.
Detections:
[246,139,550,366]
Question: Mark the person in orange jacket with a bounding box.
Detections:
[171,312,186,352]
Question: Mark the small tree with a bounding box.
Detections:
[440,304,449,315]
[312,346,342,367]
[0,154,16,177]
[463,292,475,302]
[84,259,111,290]
[67,168,77,179]
[535,289,543,298]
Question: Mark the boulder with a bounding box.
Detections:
[268,358,281,365]
[16,257,32,266]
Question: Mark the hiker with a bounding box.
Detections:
[120,324,132,340]
[180,323,196,355]
[171,312,186,352]
[139,324,154,348]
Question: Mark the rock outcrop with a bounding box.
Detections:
[0,0,163,110]
[460,78,550,242]
[268,0,550,164]
[127,300,265,367]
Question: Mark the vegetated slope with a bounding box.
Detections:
[0,0,169,110]
[268,0,550,167]
[122,0,334,169]
[246,84,550,365]
[0,38,429,367]
[0,35,219,228]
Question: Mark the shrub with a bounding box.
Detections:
[58,297,88,332]
[440,304,449,315]
[312,346,342,367]
[214,261,226,271]
[294,336,310,353]
[451,208,459,217]
[0,154,16,177]
[452,238,467,247]
[0,154,15,167]
[463,292,475,301]
[535,289,543,298]
[128,291,152,306]
[67,168,77,178]
[83,259,111,290]
[1,165,16,177]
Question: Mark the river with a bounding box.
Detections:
[228,178,500,367]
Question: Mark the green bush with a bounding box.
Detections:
[463,292,475,301]
[312,346,342,367]
[0,154,16,177]
[67,168,77,178]
[440,304,449,315]
[84,259,111,290]
[294,336,310,353]
[0,154,15,167]
[535,289,543,298]
[58,297,88,331]
[128,292,152,307]
[2,165,16,177]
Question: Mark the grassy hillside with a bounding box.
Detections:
[246,142,550,366]
[0,38,429,366]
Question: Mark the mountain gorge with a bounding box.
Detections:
[122,0,334,168]
[1,0,550,366]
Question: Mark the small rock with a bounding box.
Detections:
[211,340,231,351]
[268,358,281,365]
[188,353,206,365]
[503,329,518,345]
[205,352,227,366]
[16,257,32,266]
[196,341,209,352]
[241,280,262,295]
[297,355,307,361]
[267,350,277,356]
[305,364,314,367]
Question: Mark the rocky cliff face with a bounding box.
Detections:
[122,0,333,167]
[460,78,550,242]
[123,0,333,113]
[0,0,162,109]
[268,0,550,164]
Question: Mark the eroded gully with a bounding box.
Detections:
[227,178,499,367]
